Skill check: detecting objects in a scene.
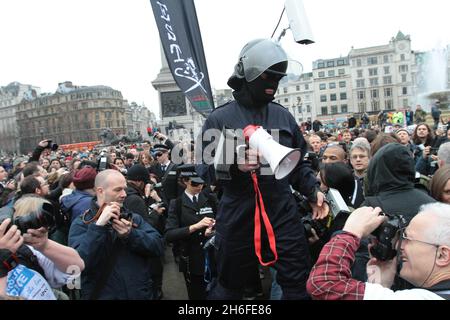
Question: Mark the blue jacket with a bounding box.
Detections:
[68,200,164,300]
[60,190,94,223]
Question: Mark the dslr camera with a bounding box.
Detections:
[46,140,59,151]
[370,214,406,261]
[0,202,57,234]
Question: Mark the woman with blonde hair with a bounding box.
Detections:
[0,196,84,298]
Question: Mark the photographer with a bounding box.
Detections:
[0,196,84,299]
[68,169,164,300]
[307,203,450,300]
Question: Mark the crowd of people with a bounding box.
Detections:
[1,38,450,300]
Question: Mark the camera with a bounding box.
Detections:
[0,203,56,235]
[46,140,59,151]
[293,192,328,239]
[370,214,406,261]
[118,210,132,221]
[97,156,109,172]
[284,0,315,45]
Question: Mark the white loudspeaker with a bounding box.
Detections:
[244,125,301,180]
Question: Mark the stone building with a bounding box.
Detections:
[16,81,127,153]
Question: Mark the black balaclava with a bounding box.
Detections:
[229,61,287,109]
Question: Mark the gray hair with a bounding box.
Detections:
[350,138,371,156]
[419,202,450,246]
[438,142,450,166]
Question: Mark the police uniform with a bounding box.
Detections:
[165,174,217,300]
[197,39,319,300]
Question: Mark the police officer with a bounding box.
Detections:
[165,164,217,300]
[197,39,329,299]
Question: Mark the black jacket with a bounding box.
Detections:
[197,95,319,240]
[364,143,435,222]
[124,184,166,234]
[165,191,216,275]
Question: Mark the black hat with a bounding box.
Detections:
[177,164,205,184]
[127,164,150,184]
[152,144,171,152]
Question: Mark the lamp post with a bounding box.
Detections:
[296,96,303,123]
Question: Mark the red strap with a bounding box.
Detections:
[251,171,278,266]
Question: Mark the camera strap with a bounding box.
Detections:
[82,203,108,224]
[250,171,277,267]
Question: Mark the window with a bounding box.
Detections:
[371,100,380,111]
[370,78,379,86]
[402,87,408,95]
[383,55,389,63]
[318,71,325,78]
[339,81,346,88]
[340,92,347,100]
[402,74,407,82]
[328,70,335,77]
[331,106,338,114]
[321,107,328,115]
[384,88,392,97]
[305,84,309,90]
[307,105,311,113]
[319,83,326,90]
[117,120,121,127]
[371,89,379,99]
[330,94,337,101]
[383,76,392,85]
[305,94,310,100]
[337,60,345,66]
[403,99,409,107]
[369,68,378,76]
[296,85,300,91]
[327,61,335,67]
[283,87,288,94]
[341,104,348,113]
[368,57,378,65]
[384,66,390,74]
[357,70,363,78]
[338,68,345,75]
[95,121,101,128]
[356,59,362,67]
[358,102,366,113]
[400,54,405,61]
[385,99,393,109]
[399,65,409,73]
[284,98,289,103]
[356,79,365,88]
[357,90,365,100]
[318,62,325,68]
[329,82,336,89]
[320,95,327,102]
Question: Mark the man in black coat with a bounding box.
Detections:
[197,39,328,300]
[124,164,166,300]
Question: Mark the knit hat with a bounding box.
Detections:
[72,167,97,190]
[127,164,150,184]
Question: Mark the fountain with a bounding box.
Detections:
[415,45,450,110]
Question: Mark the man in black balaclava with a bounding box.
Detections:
[197,39,329,300]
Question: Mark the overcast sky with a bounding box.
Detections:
[0,0,449,119]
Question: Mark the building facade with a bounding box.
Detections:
[274,31,447,124]
[0,82,41,153]
[276,72,314,123]
[16,81,127,153]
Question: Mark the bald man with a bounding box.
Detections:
[321,145,347,164]
[68,169,164,300]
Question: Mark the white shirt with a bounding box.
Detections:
[184,190,200,203]
[364,282,444,300]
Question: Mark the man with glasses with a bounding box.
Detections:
[307,202,450,300]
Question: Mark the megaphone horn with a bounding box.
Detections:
[243,125,301,180]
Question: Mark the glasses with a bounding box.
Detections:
[155,153,163,158]
[401,230,439,247]
[190,181,203,187]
